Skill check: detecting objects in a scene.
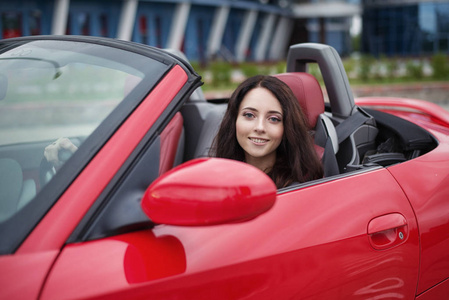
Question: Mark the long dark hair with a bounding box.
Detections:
[210,75,323,188]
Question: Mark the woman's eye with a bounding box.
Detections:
[269,116,281,123]
[243,112,255,118]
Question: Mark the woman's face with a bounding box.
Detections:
[236,87,284,171]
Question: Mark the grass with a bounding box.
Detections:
[194,54,449,94]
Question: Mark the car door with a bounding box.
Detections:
[0,36,200,299]
[388,133,449,298]
[39,166,419,299]
[355,100,449,298]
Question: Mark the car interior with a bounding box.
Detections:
[174,43,438,182]
[177,73,437,182]
[0,43,439,229]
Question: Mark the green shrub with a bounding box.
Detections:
[359,55,375,82]
[258,64,273,75]
[385,57,399,79]
[371,58,384,81]
[190,61,202,72]
[405,60,424,80]
[343,58,356,78]
[276,61,286,73]
[308,63,324,83]
[210,61,232,87]
[240,63,260,78]
[431,53,449,80]
[351,34,361,52]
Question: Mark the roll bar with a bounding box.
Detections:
[286,43,355,119]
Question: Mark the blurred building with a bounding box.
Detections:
[362,0,449,57]
[2,0,448,61]
[0,0,362,62]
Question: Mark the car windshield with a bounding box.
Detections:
[0,42,143,145]
[0,39,167,240]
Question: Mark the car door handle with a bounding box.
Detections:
[367,213,408,250]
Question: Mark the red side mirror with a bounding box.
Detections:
[141,158,277,226]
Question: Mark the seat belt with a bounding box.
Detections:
[322,109,371,177]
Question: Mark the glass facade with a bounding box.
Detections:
[184,5,214,62]
[362,1,449,56]
[223,8,246,59]
[134,2,174,48]
[307,17,353,56]
[65,1,120,37]
[4,0,447,60]
[1,11,22,39]
[420,2,449,54]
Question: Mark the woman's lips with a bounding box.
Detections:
[249,137,269,145]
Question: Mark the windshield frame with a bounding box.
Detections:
[0,36,186,254]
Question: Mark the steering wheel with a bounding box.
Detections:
[39,157,56,187]
[39,146,74,187]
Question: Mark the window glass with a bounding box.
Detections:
[78,12,90,35]
[419,3,436,35]
[0,39,173,254]
[0,46,139,146]
[435,3,449,34]
[100,13,108,37]
[139,15,148,44]
[2,11,22,39]
[29,10,41,35]
[0,39,170,229]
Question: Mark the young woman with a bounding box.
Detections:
[210,75,323,188]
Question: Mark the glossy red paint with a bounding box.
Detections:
[17,65,188,254]
[388,130,449,295]
[368,213,408,250]
[357,97,449,296]
[2,39,449,298]
[416,279,449,300]
[142,158,277,226]
[355,97,449,127]
[40,231,187,299]
[41,168,419,299]
[0,251,58,299]
[367,213,407,235]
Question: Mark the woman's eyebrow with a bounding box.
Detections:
[242,106,257,111]
[268,110,283,116]
[242,107,283,116]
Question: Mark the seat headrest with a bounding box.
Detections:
[274,72,325,129]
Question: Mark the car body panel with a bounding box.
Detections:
[355,97,449,129]
[17,65,188,254]
[389,145,449,295]
[141,158,277,226]
[0,62,188,299]
[0,251,58,300]
[41,168,419,299]
[356,97,449,296]
[1,37,449,299]
[416,279,449,300]
[0,35,191,255]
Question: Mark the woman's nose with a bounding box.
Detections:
[254,119,265,133]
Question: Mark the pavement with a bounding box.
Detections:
[352,82,449,111]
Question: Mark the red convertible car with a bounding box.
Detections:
[0,36,449,299]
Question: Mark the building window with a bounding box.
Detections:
[100,14,108,37]
[155,16,162,48]
[29,10,41,36]
[139,16,148,45]
[364,2,449,56]
[79,13,90,35]
[2,12,22,39]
